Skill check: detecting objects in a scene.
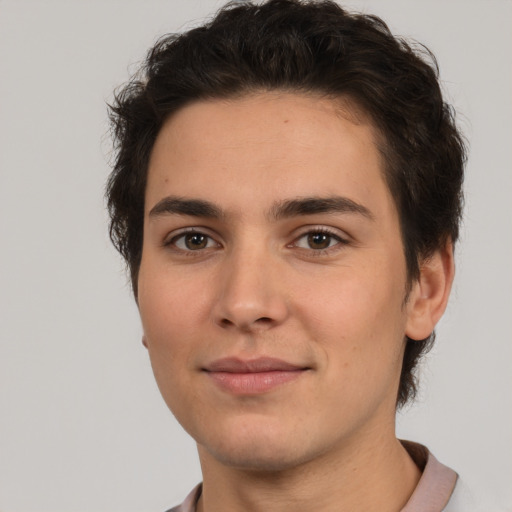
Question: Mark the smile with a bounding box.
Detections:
[203,357,309,395]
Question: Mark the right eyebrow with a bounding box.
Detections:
[148,196,224,219]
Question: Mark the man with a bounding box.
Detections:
[107,0,467,510]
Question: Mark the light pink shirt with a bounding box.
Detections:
[167,442,459,512]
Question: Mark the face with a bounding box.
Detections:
[138,93,415,471]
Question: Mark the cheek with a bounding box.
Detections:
[302,262,406,333]
[301,283,406,430]
[298,264,408,384]
[138,265,211,341]
[137,269,211,399]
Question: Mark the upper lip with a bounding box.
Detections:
[204,357,307,373]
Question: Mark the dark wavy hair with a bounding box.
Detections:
[107,0,466,407]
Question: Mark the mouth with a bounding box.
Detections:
[202,357,310,395]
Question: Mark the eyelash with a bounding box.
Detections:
[290,227,349,256]
[163,227,349,256]
[163,228,220,254]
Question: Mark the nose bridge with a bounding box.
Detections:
[213,236,288,330]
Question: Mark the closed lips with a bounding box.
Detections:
[203,357,308,373]
[203,357,310,394]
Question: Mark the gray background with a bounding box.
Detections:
[1,0,511,510]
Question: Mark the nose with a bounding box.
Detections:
[212,247,290,332]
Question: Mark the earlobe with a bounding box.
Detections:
[405,241,455,341]
[142,335,149,349]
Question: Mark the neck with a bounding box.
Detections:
[196,428,421,512]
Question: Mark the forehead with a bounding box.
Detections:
[145,92,393,218]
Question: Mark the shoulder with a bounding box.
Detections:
[165,484,202,512]
[401,441,509,512]
[444,477,510,512]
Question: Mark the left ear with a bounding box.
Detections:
[405,240,455,341]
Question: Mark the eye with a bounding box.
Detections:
[293,229,347,251]
[170,231,218,251]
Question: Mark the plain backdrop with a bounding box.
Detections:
[0,0,511,511]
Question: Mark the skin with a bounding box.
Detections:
[138,93,454,511]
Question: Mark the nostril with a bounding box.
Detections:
[256,317,273,324]
[218,316,273,330]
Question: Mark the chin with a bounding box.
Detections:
[208,443,311,472]
[197,419,320,473]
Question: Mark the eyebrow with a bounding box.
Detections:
[149,196,224,219]
[148,195,373,221]
[269,196,374,221]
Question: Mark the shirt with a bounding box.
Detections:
[167,442,467,512]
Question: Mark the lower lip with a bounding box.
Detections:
[206,370,305,394]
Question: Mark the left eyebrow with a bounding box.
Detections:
[269,196,374,221]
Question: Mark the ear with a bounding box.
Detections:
[142,335,149,349]
[405,241,455,341]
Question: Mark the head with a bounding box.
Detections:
[107,0,465,413]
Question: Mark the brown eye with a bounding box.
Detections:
[171,231,217,251]
[292,229,346,252]
[184,233,208,250]
[307,232,332,250]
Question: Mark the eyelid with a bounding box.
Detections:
[291,225,350,242]
[163,227,222,250]
[288,225,351,253]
